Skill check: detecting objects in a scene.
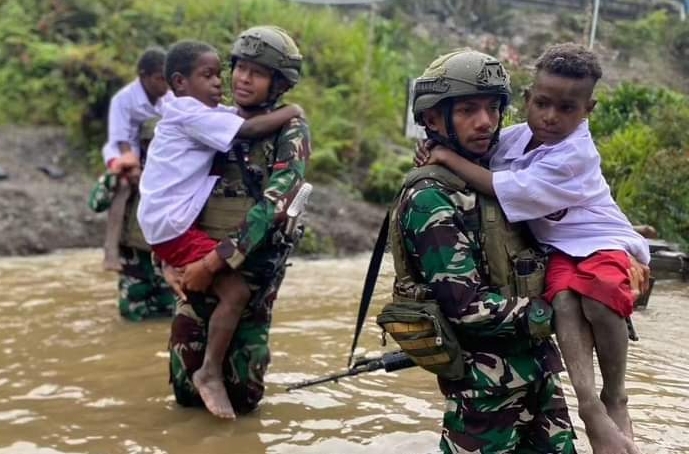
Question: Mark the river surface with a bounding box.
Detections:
[0,249,687,454]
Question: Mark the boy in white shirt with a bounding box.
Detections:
[137,40,301,419]
[419,43,647,454]
[102,46,171,177]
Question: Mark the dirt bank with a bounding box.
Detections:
[0,126,386,257]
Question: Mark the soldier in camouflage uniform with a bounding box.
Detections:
[166,26,311,415]
[391,49,576,453]
[88,119,176,321]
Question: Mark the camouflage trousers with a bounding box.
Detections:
[117,246,176,321]
[440,373,576,454]
[168,248,286,414]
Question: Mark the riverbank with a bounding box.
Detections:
[0,126,387,257]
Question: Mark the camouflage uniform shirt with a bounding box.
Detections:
[396,175,576,453]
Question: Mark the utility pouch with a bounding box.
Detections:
[376,300,464,381]
[527,297,553,339]
[513,252,547,298]
[120,191,150,251]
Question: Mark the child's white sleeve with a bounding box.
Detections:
[183,110,244,152]
[493,144,587,222]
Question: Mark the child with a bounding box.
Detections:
[102,46,171,177]
[419,43,648,454]
[137,40,302,419]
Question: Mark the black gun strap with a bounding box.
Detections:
[234,144,264,203]
[347,212,390,367]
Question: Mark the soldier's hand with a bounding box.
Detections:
[162,261,187,301]
[182,258,215,293]
[627,254,650,297]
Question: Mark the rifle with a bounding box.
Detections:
[249,183,313,307]
[285,350,416,391]
[102,177,131,271]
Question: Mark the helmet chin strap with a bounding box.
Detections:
[429,99,504,161]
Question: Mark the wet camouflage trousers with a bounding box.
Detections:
[440,373,576,454]
[168,247,287,414]
[117,246,175,321]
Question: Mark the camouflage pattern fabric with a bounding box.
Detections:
[169,116,310,411]
[117,246,175,321]
[394,176,575,452]
[88,173,175,321]
[168,245,286,413]
[216,116,311,269]
[440,373,575,454]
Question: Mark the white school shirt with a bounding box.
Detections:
[490,121,650,264]
[137,96,244,245]
[101,78,173,164]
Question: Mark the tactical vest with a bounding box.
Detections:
[120,132,278,248]
[390,164,545,302]
[377,165,546,379]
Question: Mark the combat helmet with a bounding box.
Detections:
[231,25,302,86]
[412,49,511,154]
[413,49,511,119]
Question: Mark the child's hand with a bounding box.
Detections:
[286,103,305,119]
[414,139,431,167]
[428,147,454,166]
[119,152,140,170]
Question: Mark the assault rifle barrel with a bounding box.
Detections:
[285,350,415,391]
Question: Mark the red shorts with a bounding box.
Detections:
[151,226,218,268]
[543,250,635,317]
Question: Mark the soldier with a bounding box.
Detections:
[387,49,577,453]
[164,26,311,416]
[88,118,176,321]
[88,47,176,321]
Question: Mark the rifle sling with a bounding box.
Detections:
[347,212,390,367]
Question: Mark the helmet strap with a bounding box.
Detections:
[429,98,505,160]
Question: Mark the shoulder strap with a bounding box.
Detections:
[403,164,466,192]
[347,212,390,368]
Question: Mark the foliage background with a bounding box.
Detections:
[1,0,688,246]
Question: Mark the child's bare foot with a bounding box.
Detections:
[192,368,236,419]
[583,408,640,454]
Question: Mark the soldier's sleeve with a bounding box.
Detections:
[87,172,118,213]
[216,117,311,269]
[401,186,531,338]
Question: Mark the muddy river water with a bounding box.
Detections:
[0,249,687,454]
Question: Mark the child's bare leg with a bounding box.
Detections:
[192,270,251,419]
[553,291,638,454]
[581,297,634,437]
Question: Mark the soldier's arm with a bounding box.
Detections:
[215,117,311,269]
[402,187,531,338]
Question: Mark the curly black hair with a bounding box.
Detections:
[534,43,602,82]
[164,40,217,88]
[136,46,166,75]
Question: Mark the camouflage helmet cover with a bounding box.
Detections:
[413,49,511,121]
[231,25,303,86]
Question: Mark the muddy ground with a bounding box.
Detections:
[0,126,386,257]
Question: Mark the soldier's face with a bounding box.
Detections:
[424,95,501,155]
[231,59,273,107]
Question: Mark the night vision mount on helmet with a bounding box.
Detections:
[231,25,303,86]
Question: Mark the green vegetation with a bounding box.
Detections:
[1,1,689,245]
